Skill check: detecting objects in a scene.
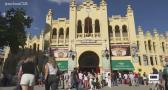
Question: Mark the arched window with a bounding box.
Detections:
[144,41,147,51]
[30,45,32,49]
[115,25,120,37]
[66,28,69,38]
[33,43,36,51]
[153,42,156,52]
[138,56,141,66]
[84,17,92,33]
[122,25,128,37]
[150,56,154,66]
[37,44,39,51]
[52,28,57,39]
[137,41,139,49]
[95,19,100,33]
[108,25,113,37]
[162,42,165,52]
[59,28,64,39]
[148,40,151,51]
[77,20,82,33]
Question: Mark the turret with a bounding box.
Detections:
[46,9,53,25]
[70,0,76,7]
[146,31,151,37]
[153,28,159,37]
[126,5,136,43]
[137,26,144,35]
[100,0,107,6]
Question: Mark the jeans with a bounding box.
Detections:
[45,75,59,90]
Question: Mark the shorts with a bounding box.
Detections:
[20,74,35,86]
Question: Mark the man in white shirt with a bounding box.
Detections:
[129,72,135,86]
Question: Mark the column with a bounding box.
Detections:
[113,29,116,42]
[120,29,123,41]
[93,22,95,38]
[64,28,66,45]
[82,24,84,38]
[57,30,59,45]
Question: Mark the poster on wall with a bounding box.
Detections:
[111,45,130,56]
[50,48,69,58]
[131,43,139,63]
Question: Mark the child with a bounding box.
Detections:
[38,72,44,87]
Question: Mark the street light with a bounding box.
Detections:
[69,49,75,60]
[102,48,110,60]
[105,48,109,59]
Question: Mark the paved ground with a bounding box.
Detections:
[0,85,153,90]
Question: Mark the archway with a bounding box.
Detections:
[78,51,99,73]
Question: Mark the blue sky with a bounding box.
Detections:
[0,0,168,35]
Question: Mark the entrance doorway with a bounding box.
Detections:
[78,51,99,73]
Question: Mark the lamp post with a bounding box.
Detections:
[68,49,76,60]
[104,48,109,59]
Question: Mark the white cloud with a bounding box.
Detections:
[48,0,84,4]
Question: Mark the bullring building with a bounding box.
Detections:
[26,0,168,74]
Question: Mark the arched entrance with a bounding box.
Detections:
[79,51,100,73]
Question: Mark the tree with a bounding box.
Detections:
[0,8,33,53]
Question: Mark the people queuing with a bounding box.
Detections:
[1,55,165,90]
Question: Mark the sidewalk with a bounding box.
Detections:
[0,85,152,90]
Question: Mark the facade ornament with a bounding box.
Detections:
[127,5,133,13]
[70,0,76,5]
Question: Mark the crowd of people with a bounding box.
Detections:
[0,55,168,90]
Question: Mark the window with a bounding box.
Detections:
[52,28,57,39]
[150,56,154,66]
[162,42,165,53]
[144,41,147,51]
[138,56,141,66]
[137,41,139,50]
[33,43,36,51]
[153,42,156,52]
[115,25,120,37]
[84,17,92,33]
[122,25,128,37]
[148,40,151,51]
[77,20,82,33]
[59,28,64,39]
[66,28,69,38]
[95,19,100,33]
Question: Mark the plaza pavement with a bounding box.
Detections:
[0,85,153,90]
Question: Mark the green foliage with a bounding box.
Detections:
[0,8,33,53]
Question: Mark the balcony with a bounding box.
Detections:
[58,39,64,44]
[110,37,129,43]
[95,33,101,38]
[76,33,101,39]
[77,33,82,38]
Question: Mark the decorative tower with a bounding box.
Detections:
[46,9,53,25]
[126,5,137,44]
[69,0,77,72]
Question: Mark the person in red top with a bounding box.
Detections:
[134,72,139,86]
